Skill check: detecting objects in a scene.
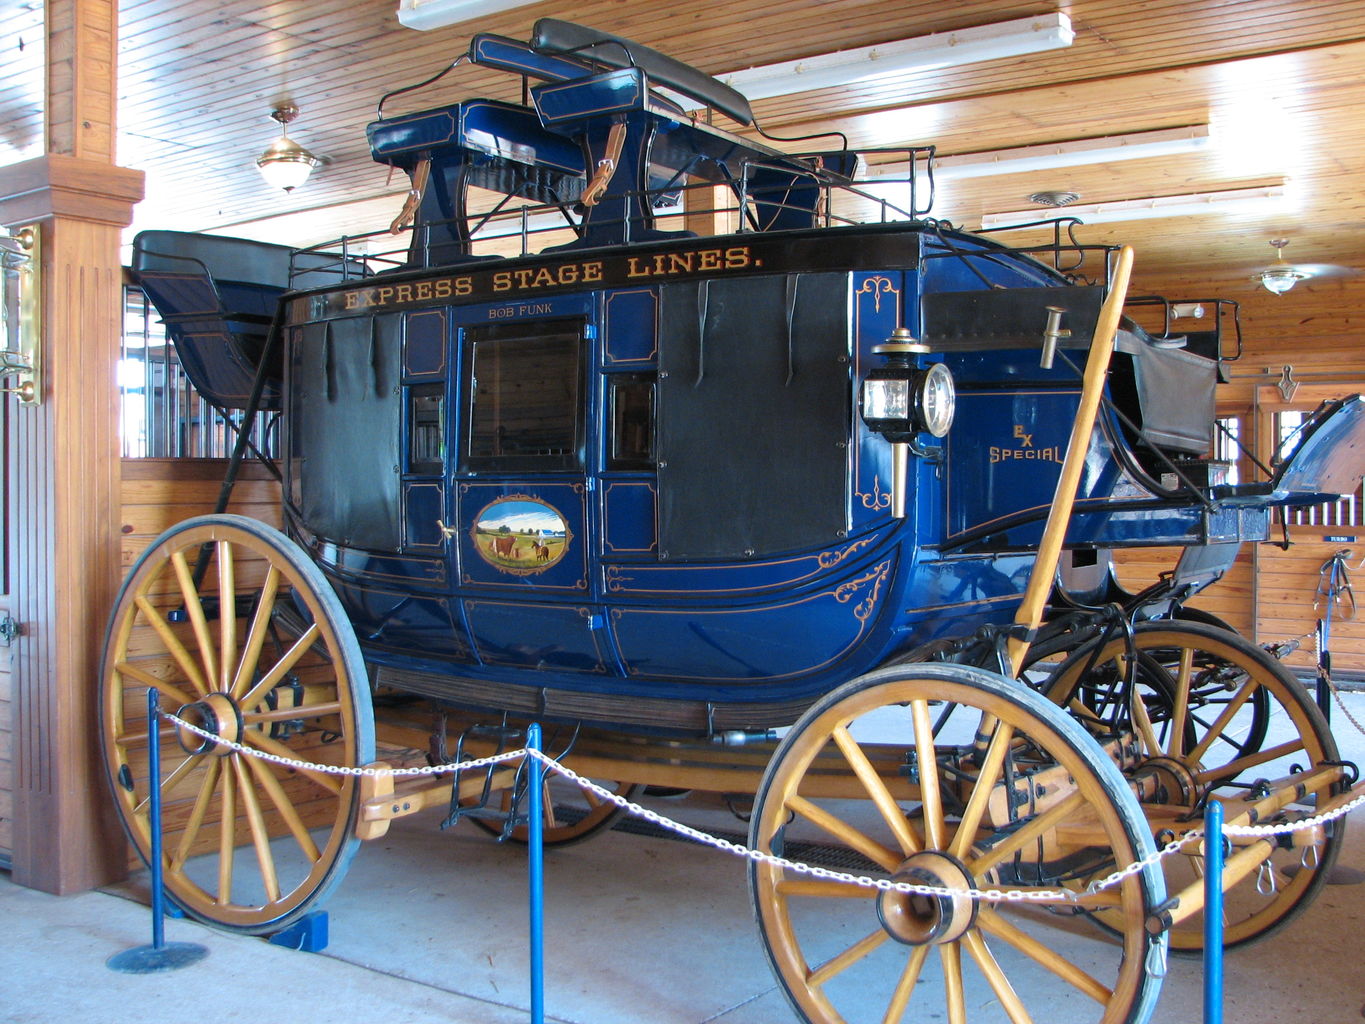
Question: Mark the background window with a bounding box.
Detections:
[120,285,277,459]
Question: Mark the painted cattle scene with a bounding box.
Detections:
[472,496,569,573]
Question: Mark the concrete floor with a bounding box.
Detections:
[5,693,1365,1024]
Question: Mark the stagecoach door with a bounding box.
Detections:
[449,303,607,672]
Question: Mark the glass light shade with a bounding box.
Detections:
[1258,267,1306,295]
[257,136,318,192]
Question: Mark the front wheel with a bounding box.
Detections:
[100,515,374,934]
[750,663,1165,1024]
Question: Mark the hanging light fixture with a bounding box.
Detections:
[1256,238,1309,295]
[256,105,319,192]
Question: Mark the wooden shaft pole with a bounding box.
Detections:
[1154,832,1271,931]
[1007,246,1134,676]
[1219,766,1346,831]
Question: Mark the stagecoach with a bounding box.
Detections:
[101,20,1365,1023]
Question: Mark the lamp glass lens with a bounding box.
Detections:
[863,378,910,422]
[920,363,956,437]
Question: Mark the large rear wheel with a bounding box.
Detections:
[1045,620,1342,949]
[750,663,1165,1024]
[100,514,373,934]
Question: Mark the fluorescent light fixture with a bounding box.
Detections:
[397,0,542,30]
[720,14,1073,101]
[980,183,1287,230]
[933,125,1211,180]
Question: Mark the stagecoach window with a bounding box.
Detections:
[609,374,655,470]
[462,318,586,471]
[408,384,445,474]
[290,314,404,552]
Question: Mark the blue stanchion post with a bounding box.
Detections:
[528,723,545,1024]
[147,688,167,949]
[107,690,208,973]
[1203,800,1224,1024]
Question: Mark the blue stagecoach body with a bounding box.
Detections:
[129,19,1365,738]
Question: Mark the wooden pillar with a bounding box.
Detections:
[0,0,143,893]
[685,181,733,236]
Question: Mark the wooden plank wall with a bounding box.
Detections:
[1113,538,1362,676]
[121,458,281,555]
[1112,545,1255,638]
[118,458,282,867]
[1256,538,1364,675]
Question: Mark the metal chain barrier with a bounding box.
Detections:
[160,709,1364,905]
[165,711,531,778]
[163,710,1077,902]
[1221,790,1365,839]
[1082,831,1204,894]
[543,758,1076,903]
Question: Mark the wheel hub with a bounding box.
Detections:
[175,692,243,756]
[877,850,978,945]
[1132,756,1201,807]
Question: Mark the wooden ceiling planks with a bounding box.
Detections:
[821,37,1365,283]
[1,0,1364,294]
[733,0,1365,124]
[0,3,47,158]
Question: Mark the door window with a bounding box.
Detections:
[462,318,586,472]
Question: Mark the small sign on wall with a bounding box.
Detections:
[1324,535,1357,543]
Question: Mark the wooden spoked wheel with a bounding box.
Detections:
[749,663,1164,1024]
[468,775,643,846]
[100,515,374,934]
[1045,620,1342,949]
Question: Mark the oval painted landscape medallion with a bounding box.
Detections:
[471,496,571,575]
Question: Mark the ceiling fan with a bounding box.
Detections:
[1254,238,1358,294]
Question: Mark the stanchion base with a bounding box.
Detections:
[107,941,209,974]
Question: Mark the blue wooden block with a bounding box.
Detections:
[267,911,329,953]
